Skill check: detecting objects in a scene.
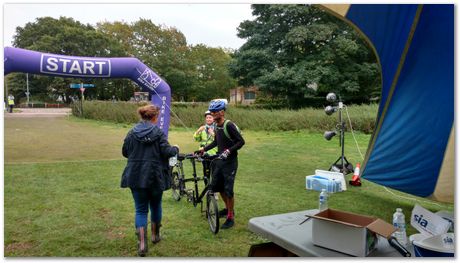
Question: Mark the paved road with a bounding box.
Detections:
[4,108,72,117]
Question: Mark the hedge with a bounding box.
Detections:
[72,101,378,134]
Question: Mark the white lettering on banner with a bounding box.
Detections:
[69,60,82,74]
[45,57,59,71]
[95,62,106,74]
[158,96,167,129]
[83,61,95,74]
[137,68,162,91]
[60,59,71,72]
[40,54,111,77]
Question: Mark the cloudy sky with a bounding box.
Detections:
[3,3,255,49]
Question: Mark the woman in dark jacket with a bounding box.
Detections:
[121,105,179,256]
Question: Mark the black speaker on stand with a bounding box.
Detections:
[324,93,354,175]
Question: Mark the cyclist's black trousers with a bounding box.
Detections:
[210,157,238,198]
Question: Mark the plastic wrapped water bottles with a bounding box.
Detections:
[392,208,408,246]
[319,189,328,211]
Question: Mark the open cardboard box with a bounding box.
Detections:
[310,209,395,257]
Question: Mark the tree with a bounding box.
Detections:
[188,44,237,101]
[97,21,136,56]
[100,19,197,101]
[10,16,127,102]
[230,4,381,108]
[99,19,237,102]
[129,19,195,101]
[10,17,238,103]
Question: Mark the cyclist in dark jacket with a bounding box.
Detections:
[122,104,179,256]
[200,99,245,229]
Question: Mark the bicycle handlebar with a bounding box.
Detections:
[177,153,187,161]
[183,153,221,161]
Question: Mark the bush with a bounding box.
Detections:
[73,101,378,134]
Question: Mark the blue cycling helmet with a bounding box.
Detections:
[208,100,226,112]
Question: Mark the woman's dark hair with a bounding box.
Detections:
[138,105,159,121]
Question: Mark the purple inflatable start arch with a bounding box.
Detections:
[4,47,171,137]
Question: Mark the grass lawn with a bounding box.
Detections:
[4,116,453,256]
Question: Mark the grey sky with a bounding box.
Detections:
[3,3,254,49]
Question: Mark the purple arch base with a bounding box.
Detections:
[4,47,171,137]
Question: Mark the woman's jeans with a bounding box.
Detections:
[130,188,163,228]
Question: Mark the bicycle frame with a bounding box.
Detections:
[185,156,212,208]
[170,153,221,234]
[173,154,213,207]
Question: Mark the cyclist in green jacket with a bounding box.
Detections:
[193,111,217,184]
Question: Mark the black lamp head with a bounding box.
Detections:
[325,105,337,115]
[324,130,337,141]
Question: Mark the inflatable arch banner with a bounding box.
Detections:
[321,4,454,202]
[4,47,172,137]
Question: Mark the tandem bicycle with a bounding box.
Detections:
[169,153,221,234]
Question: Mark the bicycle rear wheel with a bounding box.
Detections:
[206,193,219,234]
[171,169,182,201]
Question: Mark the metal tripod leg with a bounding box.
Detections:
[329,155,353,174]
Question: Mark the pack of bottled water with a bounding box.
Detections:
[306,175,342,193]
[306,169,346,193]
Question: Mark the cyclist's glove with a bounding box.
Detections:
[219,149,230,160]
[194,148,204,156]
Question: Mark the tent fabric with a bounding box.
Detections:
[432,127,454,202]
[346,5,419,119]
[324,4,454,200]
[352,5,453,198]
[321,4,350,16]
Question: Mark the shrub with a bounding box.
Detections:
[73,101,378,134]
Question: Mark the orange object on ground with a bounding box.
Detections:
[349,163,362,186]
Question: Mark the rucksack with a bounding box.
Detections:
[223,119,241,142]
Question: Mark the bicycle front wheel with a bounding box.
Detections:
[206,193,219,234]
[171,169,182,201]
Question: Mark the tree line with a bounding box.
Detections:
[5,5,381,108]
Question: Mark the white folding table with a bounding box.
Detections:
[248,209,413,257]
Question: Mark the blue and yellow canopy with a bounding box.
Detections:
[322,4,454,202]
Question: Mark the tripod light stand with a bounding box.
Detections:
[324,93,354,175]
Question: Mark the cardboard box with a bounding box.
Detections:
[310,209,395,257]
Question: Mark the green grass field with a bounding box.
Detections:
[4,115,453,257]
